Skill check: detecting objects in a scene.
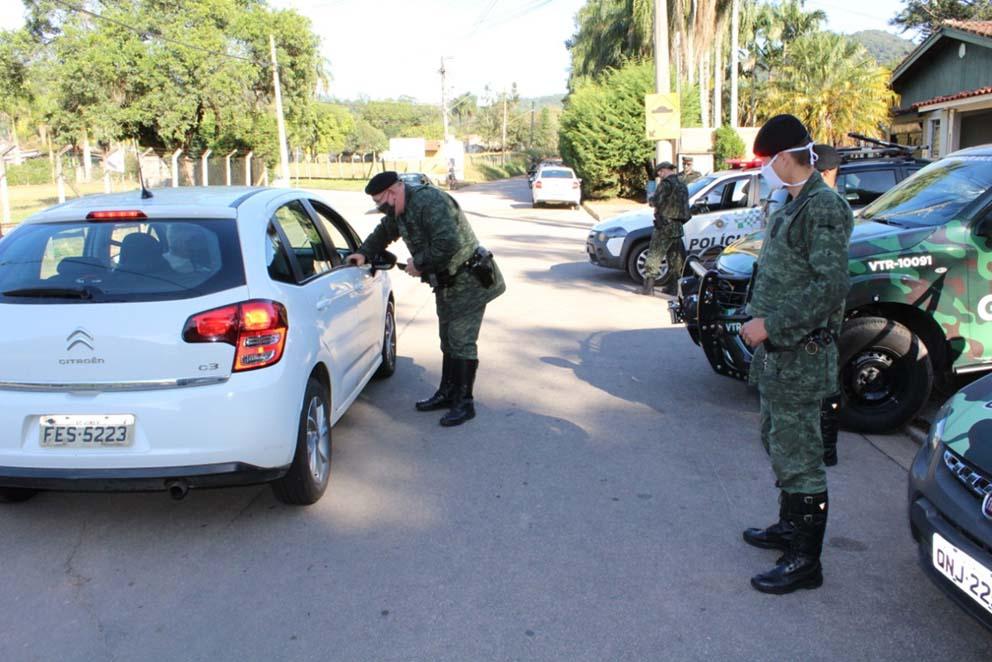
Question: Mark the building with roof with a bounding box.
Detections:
[890,20,992,158]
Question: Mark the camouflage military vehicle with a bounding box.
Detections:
[909,373,992,629]
[669,145,992,433]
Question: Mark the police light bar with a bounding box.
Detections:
[86,210,148,221]
[727,158,763,169]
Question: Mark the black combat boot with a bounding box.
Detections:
[415,354,455,411]
[821,394,841,466]
[640,277,655,295]
[750,491,828,594]
[440,359,478,427]
[743,491,795,551]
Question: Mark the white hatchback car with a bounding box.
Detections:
[532,166,581,208]
[0,187,396,505]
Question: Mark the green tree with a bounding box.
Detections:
[346,117,387,154]
[25,0,324,168]
[0,29,35,151]
[559,61,655,198]
[760,32,896,144]
[892,0,992,37]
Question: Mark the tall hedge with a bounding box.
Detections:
[559,61,701,199]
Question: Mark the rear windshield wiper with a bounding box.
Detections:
[2,286,100,300]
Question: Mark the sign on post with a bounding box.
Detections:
[645,93,681,141]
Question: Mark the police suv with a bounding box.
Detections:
[586,162,768,284]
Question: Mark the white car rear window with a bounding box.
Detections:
[0,219,245,303]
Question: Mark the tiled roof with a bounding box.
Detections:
[913,85,992,109]
[943,20,992,38]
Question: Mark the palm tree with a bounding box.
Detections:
[759,32,896,144]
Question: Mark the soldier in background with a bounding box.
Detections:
[348,171,506,427]
[643,162,691,296]
[738,115,854,594]
[680,156,701,184]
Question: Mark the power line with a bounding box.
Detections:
[50,0,265,66]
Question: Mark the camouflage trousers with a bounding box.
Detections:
[643,224,685,283]
[438,306,486,360]
[759,392,827,494]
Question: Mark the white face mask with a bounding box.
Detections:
[761,143,818,190]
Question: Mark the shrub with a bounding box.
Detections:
[6,158,54,186]
[714,125,745,170]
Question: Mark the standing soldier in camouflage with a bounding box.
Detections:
[738,115,854,594]
[680,156,701,184]
[643,162,691,296]
[347,171,506,427]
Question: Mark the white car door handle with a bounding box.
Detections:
[316,298,334,311]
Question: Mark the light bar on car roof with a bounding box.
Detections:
[86,210,148,221]
[726,158,763,169]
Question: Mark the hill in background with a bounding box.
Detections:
[849,30,915,67]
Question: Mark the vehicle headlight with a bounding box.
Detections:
[597,227,627,242]
[928,400,953,451]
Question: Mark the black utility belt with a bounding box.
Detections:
[763,328,838,356]
[427,246,496,290]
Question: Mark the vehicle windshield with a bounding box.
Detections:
[0,219,244,304]
[687,176,717,198]
[859,157,992,227]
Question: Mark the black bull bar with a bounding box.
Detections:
[667,255,754,380]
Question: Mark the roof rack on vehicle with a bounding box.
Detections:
[839,133,916,161]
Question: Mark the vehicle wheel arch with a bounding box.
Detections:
[309,362,332,411]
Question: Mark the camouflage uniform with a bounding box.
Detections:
[645,174,691,283]
[746,171,854,494]
[680,168,701,184]
[358,184,506,360]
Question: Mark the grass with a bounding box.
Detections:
[291,178,369,192]
[3,180,139,230]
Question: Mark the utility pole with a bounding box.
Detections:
[654,0,674,165]
[439,57,450,144]
[530,101,536,149]
[270,34,291,186]
[501,91,508,166]
[730,0,740,128]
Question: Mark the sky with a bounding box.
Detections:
[0,0,911,103]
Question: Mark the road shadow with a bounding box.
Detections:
[540,327,758,421]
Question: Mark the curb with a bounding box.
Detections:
[904,421,929,447]
[581,202,601,222]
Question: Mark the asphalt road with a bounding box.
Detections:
[1,178,990,661]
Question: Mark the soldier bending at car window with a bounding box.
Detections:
[738,115,854,594]
[347,171,506,427]
[643,162,691,296]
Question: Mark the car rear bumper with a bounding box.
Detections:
[0,363,302,472]
[909,445,992,631]
[0,462,288,492]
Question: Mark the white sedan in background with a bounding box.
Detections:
[532,166,582,208]
[0,187,397,505]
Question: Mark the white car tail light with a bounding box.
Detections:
[183,300,288,371]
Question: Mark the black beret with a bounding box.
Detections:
[365,171,399,195]
[753,114,811,157]
[813,144,841,171]
[656,161,676,171]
